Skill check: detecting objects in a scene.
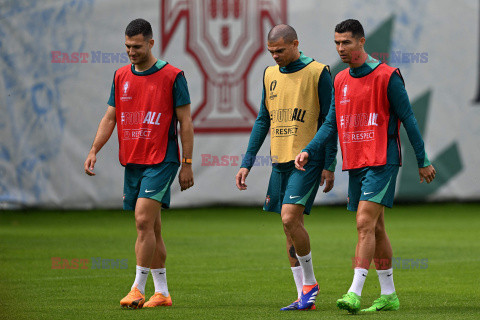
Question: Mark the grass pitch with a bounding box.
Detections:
[1,203,479,319]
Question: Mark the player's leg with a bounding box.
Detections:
[134,197,162,288]
[120,198,159,308]
[286,222,302,295]
[336,168,367,314]
[120,166,147,309]
[360,165,400,312]
[373,211,392,269]
[360,211,399,312]
[337,200,383,313]
[139,162,178,307]
[280,231,306,311]
[144,210,173,307]
[353,200,384,276]
[281,204,310,256]
[338,165,400,313]
[151,211,166,269]
[281,204,318,310]
[281,160,323,310]
[263,168,303,310]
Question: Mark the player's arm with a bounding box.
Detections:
[388,72,436,183]
[172,72,194,191]
[296,86,338,171]
[176,104,194,191]
[318,67,337,193]
[84,106,116,176]
[235,85,270,190]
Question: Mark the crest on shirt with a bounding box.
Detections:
[269,80,278,100]
[340,84,350,105]
[160,0,287,133]
[120,81,132,101]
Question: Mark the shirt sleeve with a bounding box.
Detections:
[240,86,270,170]
[303,86,338,160]
[107,71,116,107]
[318,67,338,171]
[388,72,431,168]
[173,72,191,108]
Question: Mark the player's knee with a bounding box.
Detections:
[135,217,154,233]
[281,213,298,231]
[356,217,375,236]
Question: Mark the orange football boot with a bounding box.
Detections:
[120,286,145,309]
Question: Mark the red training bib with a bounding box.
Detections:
[114,63,181,166]
[335,63,400,170]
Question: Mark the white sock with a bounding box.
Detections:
[377,268,395,295]
[348,268,368,296]
[132,265,150,294]
[151,268,169,296]
[291,266,303,299]
[296,252,316,286]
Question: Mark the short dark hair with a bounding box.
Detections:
[335,19,365,38]
[268,24,298,43]
[125,18,153,39]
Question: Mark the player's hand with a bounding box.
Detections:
[235,168,250,190]
[84,151,97,176]
[295,152,309,171]
[179,164,194,191]
[321,169,335,193]
[419,165,436,184]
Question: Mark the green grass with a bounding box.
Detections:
[1,203,479,319]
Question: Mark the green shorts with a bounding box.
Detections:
[263,160,324,215]
[123,162,179,211]
[347,164,400,211]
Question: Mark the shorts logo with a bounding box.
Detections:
[160,0,287,133]
[265,195,271,205]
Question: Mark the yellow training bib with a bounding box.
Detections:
[264,61,327,163]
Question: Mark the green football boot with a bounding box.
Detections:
[361,292,400,312]
[336,292,361,314]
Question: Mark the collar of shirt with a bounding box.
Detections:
[349,55,381,78]
[279,51,313,73]
[130,59,167,76]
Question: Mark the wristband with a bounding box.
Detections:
[182,158,192,164]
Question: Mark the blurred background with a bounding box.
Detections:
[0,0,478,209]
